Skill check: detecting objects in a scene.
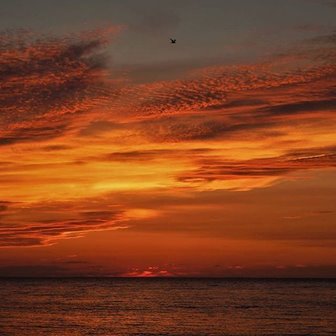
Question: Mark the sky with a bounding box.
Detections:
[0,0,335,277]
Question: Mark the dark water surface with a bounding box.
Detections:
[0,278,335,336]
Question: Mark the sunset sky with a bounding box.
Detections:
[0,0,335,277]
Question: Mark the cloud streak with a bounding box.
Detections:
[0,26,335,250]
[177,146,336,189]
[0,198,127,247]
[0,27,121,144]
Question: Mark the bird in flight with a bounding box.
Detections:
[170,38,176,44]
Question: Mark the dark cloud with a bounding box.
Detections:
[127,58,336,142]
[1,27,335,148]
[143,118,226,142]
[202,99,268,111]
[0,28,120,144]
[0,123,68,146]
[258,98,336,116]
[123,61,336,119]
[89,148,212,162]
[312,32,336,44]
[1,31,107,119]
[0,202,9,213]
[177,147,336,183]
[78,120,122,137]
[102,150,171,161]
[136,113,278,142]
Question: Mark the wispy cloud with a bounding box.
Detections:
[0,197,128,247]
[0,27,122,144]
[0,25,335,249]
[177,146,336,189]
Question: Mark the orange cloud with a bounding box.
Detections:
[0,27,335,252]
[177,146,336,190]
[0,198,127,247]
[0,27,123,144]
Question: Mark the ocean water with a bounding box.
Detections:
[0,278,335,336]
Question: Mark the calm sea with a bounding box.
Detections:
[0,278,335,336]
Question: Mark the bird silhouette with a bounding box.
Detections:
[170,38,176,44]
